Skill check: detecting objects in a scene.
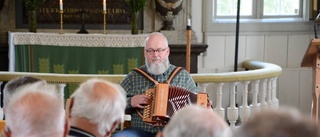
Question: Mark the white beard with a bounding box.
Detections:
[146,57,169,75]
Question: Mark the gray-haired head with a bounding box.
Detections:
[161,105,232,137]
[70,78,127,136]
[234,106,320,137]
[3,76,45,110]
[5,82,65,136]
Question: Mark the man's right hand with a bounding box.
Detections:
[131,94,150,109]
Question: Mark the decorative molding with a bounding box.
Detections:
[13,32,148,47]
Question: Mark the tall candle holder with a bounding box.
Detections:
[186,19,192,73]
[59,10,63,34]
[103,11,106,34]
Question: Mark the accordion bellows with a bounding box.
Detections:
[142,83,208,124]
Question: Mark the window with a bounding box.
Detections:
[214,0,302,19]
[204,0,311,33]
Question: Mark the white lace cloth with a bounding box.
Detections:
[12,32,148,47]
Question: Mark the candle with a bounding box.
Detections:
[59,0,63,10]
[187,19,191,26]
[103,0,106,11]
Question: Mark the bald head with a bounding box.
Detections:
[70,78,126,136]
[5,82,65,136]
[3,76,45,110]
[144,32,169,49]
[160,105,231,137]
[235,107,320,137]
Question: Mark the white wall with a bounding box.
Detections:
[198,32,315,115]
[190,0,317,116]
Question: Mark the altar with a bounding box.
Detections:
[9,32,148,74]
[8,32,208,75]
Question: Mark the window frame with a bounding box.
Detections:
[203,0,312,33]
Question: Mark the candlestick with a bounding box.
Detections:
[59,0,63,10]
[103,0,106,11]
[103,11,106,34]
[59,10,63,34]
[186,18,192,73]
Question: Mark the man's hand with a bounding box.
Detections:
[131,94,150,109]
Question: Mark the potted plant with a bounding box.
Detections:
[127,0,146,34]
[25,0,46,32]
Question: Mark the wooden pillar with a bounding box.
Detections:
[301,39,320,122]
[312,53,320,122]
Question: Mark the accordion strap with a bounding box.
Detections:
[165,67,183,84]
[133,68,159,84]
[133,67,183,84]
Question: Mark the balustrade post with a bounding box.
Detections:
[199,83,208,93]
[267,78,273,108]
[260,79,268,110]
[272,77,279,109]
[250,80,260,114]
[57,83,66,107]
[214,83,225,120]
[240,81,250,122]
[227,82,239,128]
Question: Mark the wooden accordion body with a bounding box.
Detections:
[133,67,208,125]
[143,83,208,124]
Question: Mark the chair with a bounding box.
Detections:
[121,114,131,130]
[65,98,72,120]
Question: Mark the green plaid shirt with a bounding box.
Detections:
[120,64,197,133]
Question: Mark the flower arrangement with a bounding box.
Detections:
[127,0,146,13]
[25,0,46,32]
[126,0,146,34]
[25,0,46,10]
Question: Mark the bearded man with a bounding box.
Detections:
[112,32,200,137]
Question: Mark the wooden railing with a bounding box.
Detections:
[0,60,282,128]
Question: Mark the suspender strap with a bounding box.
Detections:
[165,67,183,84]
[133,68,159,84]
[133,67,184,84]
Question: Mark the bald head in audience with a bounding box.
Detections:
[2,82,67,137]
[157,105,232,137]
[3,76,45,113]
[235,107,320,137]
[68,78,127,137]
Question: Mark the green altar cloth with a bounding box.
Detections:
[15,45,143,74]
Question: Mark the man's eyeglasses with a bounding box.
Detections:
[145,47,168,54]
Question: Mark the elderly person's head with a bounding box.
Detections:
[68,78,127,137]
[157,105,232,137]
[234,107,320,137]
[144,32,170,75]
[3,76,45,112]
[2,82,67,137]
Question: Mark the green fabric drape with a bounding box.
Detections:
[15,44,144,98]
[15,45,144,74]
